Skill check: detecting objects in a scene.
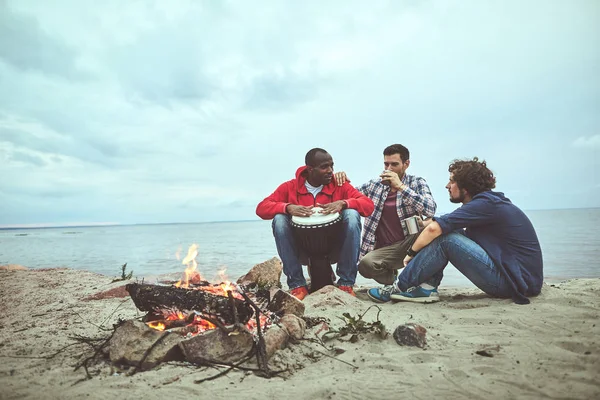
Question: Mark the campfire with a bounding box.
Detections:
[103,245,306,376]
[128,243,270,338]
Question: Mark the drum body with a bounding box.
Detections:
[291,208,342,292]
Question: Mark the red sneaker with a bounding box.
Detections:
[338,285,356,297]
[290,286,309,301]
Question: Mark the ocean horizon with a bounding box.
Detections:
[2,206,598,230]
[1,208,599,288]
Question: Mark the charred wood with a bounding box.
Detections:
[125,283,253,325]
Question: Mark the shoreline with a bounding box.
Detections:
[2,264,596,290]
[1,267,598,399]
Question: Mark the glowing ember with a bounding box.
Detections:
[165,310,186,321]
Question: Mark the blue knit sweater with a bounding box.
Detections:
[435,191,543,304]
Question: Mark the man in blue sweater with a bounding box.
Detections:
[367,157,543,305]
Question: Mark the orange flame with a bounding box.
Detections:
[147,321,166,331]
[175,244,202,288]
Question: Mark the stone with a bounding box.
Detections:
[280,314,306,341]
[263,325,290,360]
[393,323,427,348]
[108,320,184,370]
[178,326,254,365]
[267,289,305,317]
[237,257,283,288]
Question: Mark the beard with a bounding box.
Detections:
[449,189,466,203]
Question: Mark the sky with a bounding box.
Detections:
[0,0,599,227]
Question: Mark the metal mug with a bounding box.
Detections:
[401,216,422,236]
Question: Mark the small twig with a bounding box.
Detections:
[73,329,118,381]
[298,342,358,369]
[195,313,232,333]
[193,350,255,383]
[359,304,382,320]
[236,288,270,377]
[227,290,240,326]
[193,345,288,383]
[99,298,132,329]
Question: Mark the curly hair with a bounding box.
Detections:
[448,157,496,196]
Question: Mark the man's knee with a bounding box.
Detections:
[438,232,473,251]
[272,214,291,235]
[341,209,361,229]
[358,254,376,277]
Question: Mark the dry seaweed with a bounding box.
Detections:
[322,305,388,342]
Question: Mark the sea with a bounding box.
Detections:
[1,208,599,288]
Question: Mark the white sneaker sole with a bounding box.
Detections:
[390,294,440,303]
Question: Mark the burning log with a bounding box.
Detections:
[125,283,253,325]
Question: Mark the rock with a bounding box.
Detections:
[108,320,184,370]
[280,314,306,340]
[0,264,28,271]
[263,325,290,360]
[179,327,254,365]
[267,289,305,317]
[393,323,427,348]
[237,257,283,288]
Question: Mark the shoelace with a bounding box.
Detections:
[380,284,397,295]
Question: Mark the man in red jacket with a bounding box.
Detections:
[256,148,374,300]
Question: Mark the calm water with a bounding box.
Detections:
[1,209,599,288]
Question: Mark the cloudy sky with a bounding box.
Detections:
[1,0,598,227]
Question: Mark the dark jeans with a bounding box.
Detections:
[272,210,362,289]
[397,232,514,298]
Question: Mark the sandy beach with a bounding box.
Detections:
[0,266,598,400]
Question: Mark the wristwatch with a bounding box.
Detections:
[406,247,419,257]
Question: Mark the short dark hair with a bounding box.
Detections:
[305,148,328,166]
[383,144,409,162]
[448,157,496,196]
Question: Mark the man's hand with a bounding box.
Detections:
[380,171,406,191]
[317,201,346,215]
[334,171,348,186]
[403,255,413,267]
[286,204,315,217]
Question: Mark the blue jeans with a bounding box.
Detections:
[397,232,513,298]
[272,209,362,289]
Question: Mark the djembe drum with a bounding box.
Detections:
[291,207,342,292]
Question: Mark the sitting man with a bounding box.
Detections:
[256,148,374,300]
[368,157,543,304]
[335,144,436,288]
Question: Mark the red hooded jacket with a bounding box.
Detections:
[256,166,374,220]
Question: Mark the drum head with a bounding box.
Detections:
[291,207,340,226]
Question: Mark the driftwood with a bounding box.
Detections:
[125,283,253,325]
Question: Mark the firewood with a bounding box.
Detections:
[125,283,253,325]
